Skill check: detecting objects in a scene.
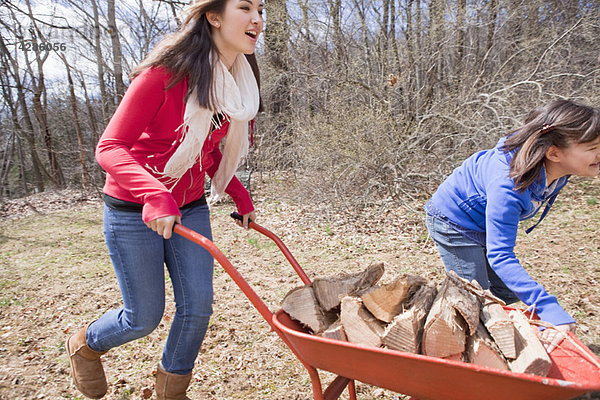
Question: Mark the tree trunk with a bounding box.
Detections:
[264,0,291,115]
[0,128,15,197]
[0,33,44,193]
[375,0,390,75]
[16,135,28,195]
[78,71,100,152]
[457,0,466,63]
[420,0,445,110]
[25,0,64,187]
[90,0,111,123]
[353,0,373,83]
[486,0,497,55]
[108,0,126,102]
[328,0,345,72]
[61,55,90,189]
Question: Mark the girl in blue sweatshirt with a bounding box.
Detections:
[424,99,600,352]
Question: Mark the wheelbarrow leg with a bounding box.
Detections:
[323,376,356,400]
[348,379,356,400]
[306,365,326,400]
[305,364,357,400]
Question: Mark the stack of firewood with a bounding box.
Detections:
[281,263,552,377]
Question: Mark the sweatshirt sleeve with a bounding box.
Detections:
[485,179,575,326]
[95,67,180,222]
[204,147,254,215]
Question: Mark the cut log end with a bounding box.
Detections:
[507,310,551,377]
[312,262,385,311]
[481,302,517,359]
[281,285,336,333]
[320,319,347,341]
[382,282,437,354]
[362,274,427,323]
[466,322,509,371]
[340,296,384,348]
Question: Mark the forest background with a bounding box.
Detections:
[1,0,599,205]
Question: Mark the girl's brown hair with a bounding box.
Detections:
[129,0,262,111]
[503,99,600,191]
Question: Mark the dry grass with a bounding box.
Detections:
[0,176,598,400]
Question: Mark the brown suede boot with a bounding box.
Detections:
[66,323,108,399]
[155,364,192,400]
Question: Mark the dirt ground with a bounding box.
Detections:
[0,176,599,400]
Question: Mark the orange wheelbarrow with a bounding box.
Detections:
[174,214,600,400]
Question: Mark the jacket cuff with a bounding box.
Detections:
[536,302,576,326]
[141,193,181,223]
[225,176,254,215]
[235,194,255,216]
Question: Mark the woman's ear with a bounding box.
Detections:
[545,145,562,162]
[206,12,221,28]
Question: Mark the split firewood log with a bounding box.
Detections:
[466,321,510,370]
[362,274,427,323]
[422,273,480,358]
[507,310,551,376]
[382,282,437,353]
[281,285,337,333]
[446,271,506,306]
[312,262,385,311]
[340,296,384,347]
[444,353,464,362]
[320,318,347,341]
[444,271,482,336]
[481,301,517,359]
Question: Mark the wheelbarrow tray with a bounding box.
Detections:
[273,309,600,400]
[174,219,600,400]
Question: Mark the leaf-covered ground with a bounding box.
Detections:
[0,177,599,400]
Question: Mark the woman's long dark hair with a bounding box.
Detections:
[503,99,600,191]
[130,0,262,111]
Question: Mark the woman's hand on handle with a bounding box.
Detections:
[234,211,256,230]
[540,322,576,353]
[146,215,182,239]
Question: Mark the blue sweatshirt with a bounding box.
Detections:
[425,137,574,326]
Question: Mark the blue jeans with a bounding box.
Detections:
[425,213,520,304]
[86,204,214,375]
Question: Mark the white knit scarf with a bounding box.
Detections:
[162,54,259,202]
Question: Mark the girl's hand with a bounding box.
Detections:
[234,211,256,230]
[146,215,182,239]
[539,323,576,354]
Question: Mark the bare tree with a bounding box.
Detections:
[59,53,90,189]
[90,0,111,123]
[0,18,45,193]
[328,0,345,71]
[24,0,65,187]
[1,0,599,207]
[456,0,466,63]
[107,0,125,101]
[264,0,291,115]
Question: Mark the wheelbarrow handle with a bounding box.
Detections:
[230,212,311,285]
[230,211,250,224]
[177,220,356,400]
[173,222,275,327]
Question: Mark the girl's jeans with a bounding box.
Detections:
[425,213,520,304]
[86,204,214,375]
